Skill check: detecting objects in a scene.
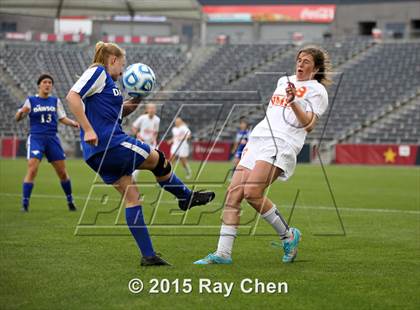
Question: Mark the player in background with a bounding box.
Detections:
[168,117,192,179]
[231,116,250,174]
[66,42,215,266]
[194,46,331,265]
[131,103,160,181]
[15,74,80,212]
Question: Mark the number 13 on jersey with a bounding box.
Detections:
[41,113,52,123]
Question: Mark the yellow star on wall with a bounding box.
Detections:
[383,147,397,163]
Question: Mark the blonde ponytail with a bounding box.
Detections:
[90,41,125,68]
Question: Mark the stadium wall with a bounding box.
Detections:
[202,1,419,43]
[91,18,201,45]
[3,138,420,165]
[0,138,311,163]
[335,144,420,165]
[205,22,329,43]
[0,13,54,34]
[92,21,171,38]
[331,1,420,38]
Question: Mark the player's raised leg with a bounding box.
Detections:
[21,158,40,212]
[244,160,301,263]
[194,165,250,264]
[50,160,76,211]
[113,175,170,266]
[139,149,215,211]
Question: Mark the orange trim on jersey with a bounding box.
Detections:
[295,86,307,98]
[270,86,308,107]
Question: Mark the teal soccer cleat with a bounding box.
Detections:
[281,227,302,263]
[193,253,232,265]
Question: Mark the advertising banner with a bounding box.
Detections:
[202,5,336,23]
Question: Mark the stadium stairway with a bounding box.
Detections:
[331,41,420,144]
[0,65,26,103]
[347,90,420,144]
[160,45,219,93]
[192,46,296,140]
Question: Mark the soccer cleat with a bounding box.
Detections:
[178,190,215,211]
[21,205,29,213]
[193,253,232,265]
[68,202,77,212]
[281,227,302,263]
[141,254,171,266]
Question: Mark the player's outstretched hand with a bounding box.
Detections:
[286,82,296,104]
[84,129,98,146]
[72,120,80,129]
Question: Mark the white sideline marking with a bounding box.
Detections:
[1,192,419,215]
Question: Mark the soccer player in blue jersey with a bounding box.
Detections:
[15,74,80,212]
[231,116,250,169]
[66,42,215,266]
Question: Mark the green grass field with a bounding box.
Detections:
[1,159,419,309]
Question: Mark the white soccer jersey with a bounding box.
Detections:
[132,114,160,146]
[172,125,191,148]
[251,75,328,153]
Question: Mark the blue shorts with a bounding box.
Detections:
[86,136,151,184]
[27,134,66,162]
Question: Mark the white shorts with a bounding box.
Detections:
[171,143,190,158]
[238,136,297,181]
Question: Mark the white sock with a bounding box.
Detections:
[261,205,291,240]
[132,169,140,181]
[216,224,237,258]
[185,163,192,175]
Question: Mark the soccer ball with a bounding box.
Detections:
[122,63,156,98]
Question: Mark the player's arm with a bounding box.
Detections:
[15,98,31,122]
[66,91,98,145]
[231,141,239,154]
[15,105,30,122]
[131,116,142,137]
[153,119,160,145]
[131,125,139,136]
[286,83,318,133]
[290,103,317,133]
[66,66,108,145]
[122,97,142,117]
[59,117,80,128]
[185,128,192,141]
[153,131,158,145]
[57,99,79,128]
[231,133,240,153]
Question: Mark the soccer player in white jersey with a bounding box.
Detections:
[131,103,160,181]
[194,46,331,264]
[169,117,192,179]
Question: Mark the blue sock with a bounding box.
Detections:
[60,179,73,203]
[158,173,192,200]
[125,206,155,257]
[22,182,34,208]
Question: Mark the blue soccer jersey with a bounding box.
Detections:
[70,65,127,160]
[235,129,250,155]
[21,96,66,135]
